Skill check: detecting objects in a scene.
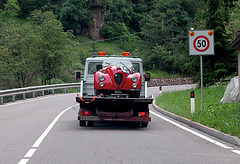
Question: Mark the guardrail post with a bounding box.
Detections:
[52,90,54,94]
[42,91,44,96]
[33,92,35,98]
[0,97,3,105]
[23,94,26,100]
[64,88,67,93]
[12,95,15,102]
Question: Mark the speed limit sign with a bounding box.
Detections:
[189,30,214,55]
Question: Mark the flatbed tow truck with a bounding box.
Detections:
[76,52,153,127]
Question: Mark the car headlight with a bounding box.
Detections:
[132,76,138,82]
[100,82,104,87]
[132,83,137,88]
[99,74,105,81]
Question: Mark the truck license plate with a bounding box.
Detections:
[80,116,100,121]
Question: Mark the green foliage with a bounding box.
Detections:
[139,0,198,76]
[100,22,129,38]
[28,10,75,85]
[0,0,20,18]
[148,70,181,79]
[58,0,91,35]
[226,1,240,37]
[18,0,50,17]
[200,0,237,84]
[155,83,240,137]
[0,20,37,88]
[0,9,75,89]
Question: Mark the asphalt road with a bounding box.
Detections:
[0,84,240,164]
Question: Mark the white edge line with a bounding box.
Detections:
[32,106,72,147]
[24,149,36,158]
[18,159,29,164]
[150,110,232,149]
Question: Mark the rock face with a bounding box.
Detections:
[147,78,195,87]
[221,76,239,103]
[89,0,104,40]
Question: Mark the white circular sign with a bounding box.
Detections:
[189,30,214,55]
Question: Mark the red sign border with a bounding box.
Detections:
[193,35,210,52]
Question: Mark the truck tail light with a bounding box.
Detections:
[80,111,91,116]
[138,112,149,117]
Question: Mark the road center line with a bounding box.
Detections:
[32,106,73,147]
[24,149,36,158]
[231,150,240,155]
[18,159,29,164]
[18,104,78,164]
[150,110,232,149]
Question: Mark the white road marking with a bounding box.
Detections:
[32,106,72,147]
[150,110,232,149]
[0,93,76,108]
[18,104,77,164]
[231,150,240,155]
[150,110,240,156]
[18,159,29,164]
[24,149,36,158]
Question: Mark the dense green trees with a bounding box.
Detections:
[201,0,237,83]
[139,0,198,75]
[0,10,75,88]
[0,0,239,89]
[58,0,91,35]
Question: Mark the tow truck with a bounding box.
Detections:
[76,52,153,127]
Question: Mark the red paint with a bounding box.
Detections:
[94,66,142,91]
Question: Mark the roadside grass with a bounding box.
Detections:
[148,70,182,79]
[155,83,240,138]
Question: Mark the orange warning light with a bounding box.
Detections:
[98,52,106,56]
[208,30,213,36]
[189,31,195,36]
[122,52,130,56]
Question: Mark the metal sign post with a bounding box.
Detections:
[200,55,204,111]
[189,30,214,111]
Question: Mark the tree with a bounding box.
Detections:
[28,10,75,85]
[139,0,197,75]
[0,21,37,88]
[18,0,50,17]
[225,0,240,37]
[58,0,91,35]
[0,0,20,18]
[202,0,237,84]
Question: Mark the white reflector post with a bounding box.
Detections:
[159,86,162,96]
[190,91,195,114]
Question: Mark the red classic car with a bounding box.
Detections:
[94,59,142,98]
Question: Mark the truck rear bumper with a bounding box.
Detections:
[79,116,151,122]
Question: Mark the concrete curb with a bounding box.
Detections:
[152,101,240,147]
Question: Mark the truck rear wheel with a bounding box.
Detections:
[79,120,86,127]
[136,122,148,128]
[88,121,94,127]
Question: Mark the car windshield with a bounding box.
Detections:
[102,60,133,69]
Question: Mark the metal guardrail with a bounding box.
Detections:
[0,83,81,105]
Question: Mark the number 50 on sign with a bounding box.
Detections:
[189,30,214,55]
